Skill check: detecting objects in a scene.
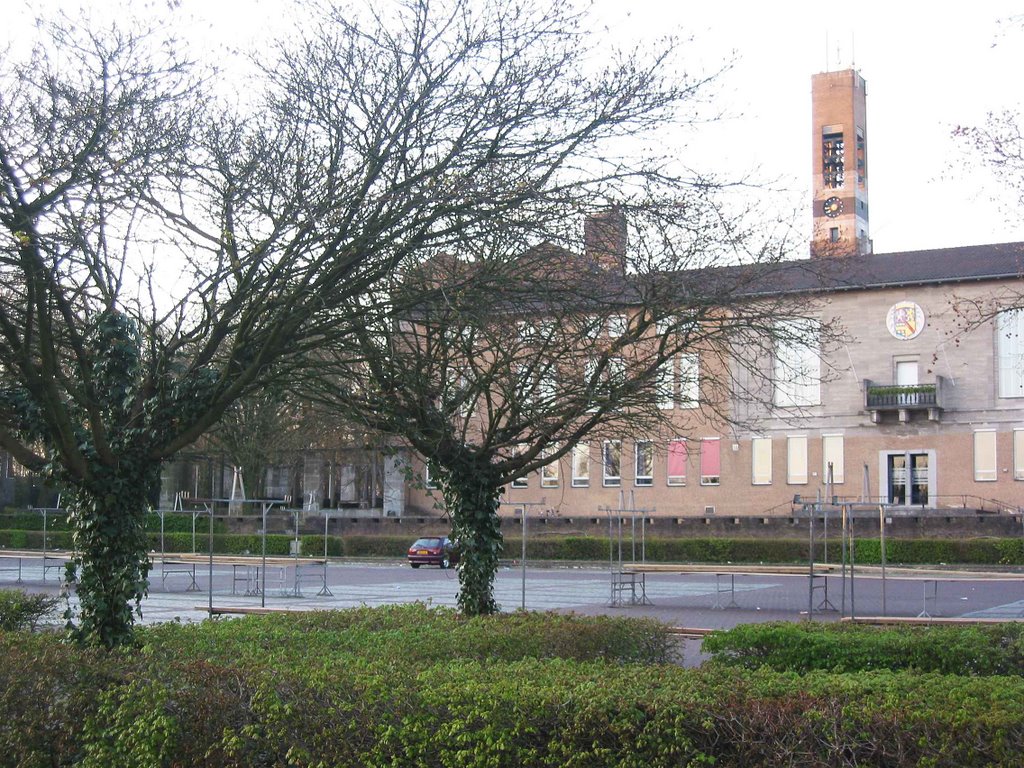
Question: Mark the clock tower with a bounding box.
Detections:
[811,69,870,258]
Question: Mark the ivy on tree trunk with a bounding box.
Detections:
[64,463,159,646]
[436,460,503,615]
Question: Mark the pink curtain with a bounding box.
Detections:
[700,438,720,477]
[668,439,687,479]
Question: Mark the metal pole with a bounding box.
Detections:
[41,507,48,583]
[630,491,636,564]
[608,507,614,604]
[521,506,527,611]
[807,510,814,620]
[261,502,268,608]
[879,504,887,617]
[840,506,847,617]
[208,504,214,615]
[849,509,856,621]
[821,486,827,566]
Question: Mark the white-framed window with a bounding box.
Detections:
[425,462,439,490]
[512,446,528,488]
[751,437,772,485]
[537,372,557,404]
[974,429,997,482]
[787,435,808,484]
[607,314,627,337]
[822,434,845,485]
[571,443,590,487]
[773,319,821,407]
[635,440,653,486]
[700,437,720,486]
[583,315,602,340]
[603,439,622,487]
[667,438,687,486]
[1015,429,1024,481]
[997,309,1024,397]
[679,354,699,408]
[540,449,560,488]
[657,359,674,409]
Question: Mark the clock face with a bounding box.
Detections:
[823,196,843,218]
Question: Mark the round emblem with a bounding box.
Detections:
[886,301,925,340]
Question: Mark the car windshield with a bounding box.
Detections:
[412,538,442,548]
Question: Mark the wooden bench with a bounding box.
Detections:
[620,563,838,610]
[0,549,75,583]
[157,553,328,596]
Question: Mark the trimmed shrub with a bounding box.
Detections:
[0,589,60,631]
[702,621,1024,675]
[5,609,1024,767]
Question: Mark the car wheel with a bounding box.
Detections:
[410,562,420,569]
[441,556,450,569]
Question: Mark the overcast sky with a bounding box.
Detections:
[592,1,1024,254]
[8,1,1024,256]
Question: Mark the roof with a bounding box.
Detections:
[711,241,1024,299]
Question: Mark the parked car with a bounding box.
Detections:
[407,536,459,569]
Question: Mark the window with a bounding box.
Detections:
[540,448,559,488]
[607,314,627,337]
[603,440,622,487]
[787,436,808,484]
[773,319,821,407]
[829,227,840,243]
[974,430,997,482]
[679,354,699,408]
[512,446,528,488]
[657,360,674,409]
[425,462,438,490]
[571,443,590,487]
[822,129,844,188]
[997,309,1024,397]
[751,437,772,485]
[700,438,720,486]
[667,439,687,486]
[635,441,653,486]
[822,434,845,485]
[1015,430,1024,481]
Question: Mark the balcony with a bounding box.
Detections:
[864,377,945,423]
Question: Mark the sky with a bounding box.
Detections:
[590,1,1024,254]
[7,0,1024,255]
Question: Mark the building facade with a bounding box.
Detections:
[403,68,1024,520]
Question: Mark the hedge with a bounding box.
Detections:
[2,529,1023,565]
[0,511,227,534]
[702,621,1024,675]
[2,609,1024,767]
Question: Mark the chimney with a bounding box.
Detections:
[584,208,627,272]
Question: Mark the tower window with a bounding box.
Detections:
[822,131,845,188]
[856,130,866,185]
[829,227,840,243]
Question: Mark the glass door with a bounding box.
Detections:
[887,454,907,505]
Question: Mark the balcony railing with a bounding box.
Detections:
[864,378,945,423]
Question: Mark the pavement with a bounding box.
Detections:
[4,555,1023,665]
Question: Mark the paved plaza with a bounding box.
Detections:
[5,556,1023,632]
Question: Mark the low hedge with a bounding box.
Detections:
[0,511,227,534]
[2,530,1023,565]
[702,621,1024,675]
[2,609,1024,767]
[0,589,60,631]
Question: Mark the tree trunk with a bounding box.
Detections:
[441,467,503,616]
[64,462,160,647]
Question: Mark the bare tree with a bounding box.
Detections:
[1,0,745,644]
[311,205,832,615]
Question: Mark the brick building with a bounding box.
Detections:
[401,69,1024,520]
